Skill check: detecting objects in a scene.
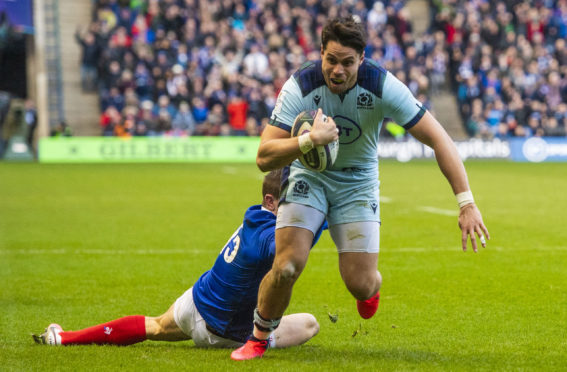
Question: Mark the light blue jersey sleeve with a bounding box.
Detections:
[269,78,306,132]
[381,72,426,130]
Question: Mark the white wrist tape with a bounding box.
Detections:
[456,190,475,208]
[298,132,314,154]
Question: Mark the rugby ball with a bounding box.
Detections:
[291,110,339,172]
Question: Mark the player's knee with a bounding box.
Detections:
[305,314,320,338]
[345,274,381,300]
[145,317,163,338]
[348,285,373,300]
[273,260,302,285]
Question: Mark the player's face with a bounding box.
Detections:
[321,40,364,94]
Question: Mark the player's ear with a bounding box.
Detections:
[320,44,325,57]
[263,194,277,212]
[359,51,365,65]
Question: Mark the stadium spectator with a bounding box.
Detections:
[197,102,226,136]
[155,109,172,134]
[33,170,321,350]
[136,100,157,135]
[245,117,260,136]
[101,87,125,112]
[153,94,177,119]
[24,99,37,152]
[227,95,248,136]
[246,88,269,126]
[172,101,196,136]
[242,43,269,79]
[367,2,388,31]
[75,27,101,92]
[191,96,208,125]
[100,105,122,136]
[101,60,123,92]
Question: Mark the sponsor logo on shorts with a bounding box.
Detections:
[293,180,310,198]
[104,326,113,335]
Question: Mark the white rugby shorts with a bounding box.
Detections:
[277,202,380,253]
[173,287,243,348]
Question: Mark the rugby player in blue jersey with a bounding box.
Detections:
[33,170,322,350]
[231,16,490,360]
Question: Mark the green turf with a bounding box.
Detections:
[1,161,566,371]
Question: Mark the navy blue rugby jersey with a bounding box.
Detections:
[192,204,324,342]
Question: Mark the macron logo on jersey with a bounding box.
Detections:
[313,94,321,106]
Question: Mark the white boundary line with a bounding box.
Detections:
[0,248,200,255]
[417,206,459,216]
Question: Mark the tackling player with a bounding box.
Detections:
[33,170,323,350]
[231,16,490,360]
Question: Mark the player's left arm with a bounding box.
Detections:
[408,111,490,253]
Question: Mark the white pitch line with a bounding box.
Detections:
[0,248,207,255]
[311,246,457,253]
[417,206,458,216]
[221,166,238,174]
[311,245,564,252]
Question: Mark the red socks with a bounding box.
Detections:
[60,315,147,346]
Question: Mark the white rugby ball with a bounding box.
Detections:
[291,110,339,172]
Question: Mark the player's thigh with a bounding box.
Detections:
[169,287,242,348]
[329,221,380,254]
[275,202,325,270]
[330,221,380,290]
[191,317,242,349]
[276,200,327,237]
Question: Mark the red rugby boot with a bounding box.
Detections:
[230,337,269,361]
[356,291,380,319]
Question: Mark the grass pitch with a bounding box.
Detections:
[1,161,566,371]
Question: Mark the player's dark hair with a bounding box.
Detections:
[321,16,367,55]
[262,169,282,200]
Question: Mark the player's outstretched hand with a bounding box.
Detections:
[458,203,490,253]
[310,108,339,146]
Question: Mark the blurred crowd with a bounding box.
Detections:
[77,0,436,137]
[431,0,567,138]
[75,0,567,139]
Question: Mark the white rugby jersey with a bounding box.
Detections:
[269,59,426,171]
